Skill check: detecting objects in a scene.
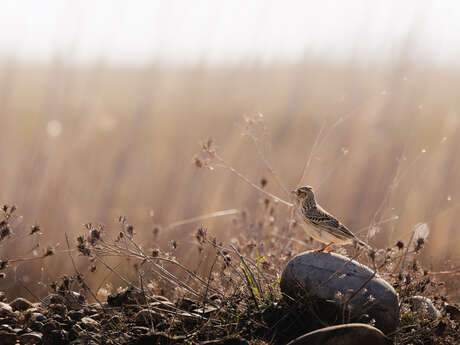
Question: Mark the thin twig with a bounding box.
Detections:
[64,233,106,311]
[166,209,239,230]
[214,153,293,207]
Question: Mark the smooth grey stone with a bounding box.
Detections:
[280,251,399,334]
[409,296,441,318]
[79,317,100,331]
[287,323,392,345]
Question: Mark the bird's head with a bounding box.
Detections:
[291,186,314,201]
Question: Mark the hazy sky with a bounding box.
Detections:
[1,0,459,65]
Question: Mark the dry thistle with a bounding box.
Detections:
[43,246,55,257]
[260,178,267,188]
[415,238,425,252]
[193,156,203,168]
[30,224,41,235]
[126,224,134,237]
[0,221,10,240]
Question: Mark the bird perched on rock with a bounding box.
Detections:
[292,186,371,252]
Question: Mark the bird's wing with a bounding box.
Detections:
[306,206,357,239]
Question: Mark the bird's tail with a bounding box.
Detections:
[357,239,373,251]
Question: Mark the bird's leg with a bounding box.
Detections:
[314,242,334,253]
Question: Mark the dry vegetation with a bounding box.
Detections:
[0,58,459,343]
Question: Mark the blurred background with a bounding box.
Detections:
[0,1,459,297]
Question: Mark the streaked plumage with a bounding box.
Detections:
[292,186,370,252]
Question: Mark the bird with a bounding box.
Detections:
[292,185,371,252]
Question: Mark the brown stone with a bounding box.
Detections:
[287,323,392,345]
[10,298,34,312]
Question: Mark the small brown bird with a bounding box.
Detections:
[292,186,370,252]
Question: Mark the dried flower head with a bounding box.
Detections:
[30,225,41,235]
[0,221,11,240]
[260,178,267,188]
[194,156,203,168]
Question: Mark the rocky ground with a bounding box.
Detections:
[0,281,458,345]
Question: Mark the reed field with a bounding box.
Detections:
[0,58,459,303]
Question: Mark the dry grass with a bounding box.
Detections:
[0,59,459,304]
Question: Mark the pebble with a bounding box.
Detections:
[287,323,392,345]
[18,332,42,345]
[409,296,441,318]
[49,303,67,317]
[0,331,16,345]
[0,303,13,317]
[68,310,84,321]
[80,317,100,332]
[9,298,34,312]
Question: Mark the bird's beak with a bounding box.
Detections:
[291,190,297,195]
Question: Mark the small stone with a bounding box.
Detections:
[24,307,45,315]
[107,288,147,307]
[87,302,104,310]
[135,309,163,326]
[43,294,65,305]
[79,317,100,331]
[68,311,84,321]
[31,313,46,322]
[0,302,13,317]
[0,325,13,332]
[49,304,67,317]
[18,332,42,345]
[409,296,441,318]
[0,317,16,326]
[446,304,460,323]
[287,323,392,345]
[10,298,34,311]
[29,321,43,332]
[42,320,59,333]
[69,324,83,341]
[193,305,218,316]
[83,307,98,316]
[0,331,17,345]
[88,313,102,321]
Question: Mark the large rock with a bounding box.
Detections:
[280,251,399,334]
[287,323,392,345]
